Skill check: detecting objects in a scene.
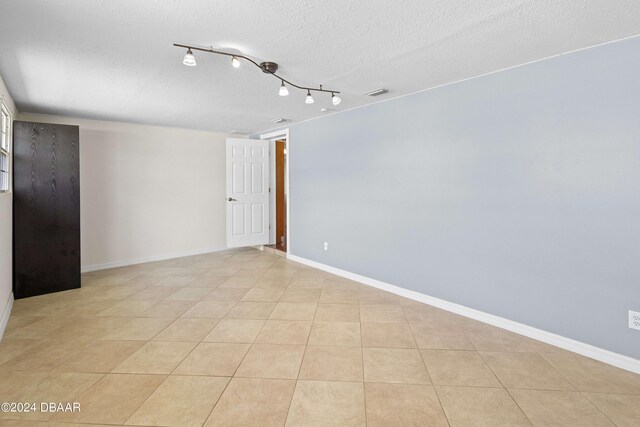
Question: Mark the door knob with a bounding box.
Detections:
[227,197,237,202]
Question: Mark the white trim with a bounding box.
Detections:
[0,100,13,193]
[0,292,14,341]
[255,33,640,136]
[288,254,640,374]
[260,128,290,256]
[81,246,228,273]
[259,129,289,140]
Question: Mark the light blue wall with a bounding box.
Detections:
[288,36,640,358]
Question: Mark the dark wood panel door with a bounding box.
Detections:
[13,121,80,299]
[275,139,286,251]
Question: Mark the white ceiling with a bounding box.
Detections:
[1,1,639,134]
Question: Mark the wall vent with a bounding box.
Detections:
[363,88,388,97]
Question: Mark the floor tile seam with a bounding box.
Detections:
[579,390,622,426]
[199,372,235,427]
[121,372,174,426]
[358,303,368,427]
[535,351,611,395]
[160,331,214,378]
[480,350,580,393]
[476,350,536,426]
[283,287,322,426]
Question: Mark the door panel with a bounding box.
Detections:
[275,140,286,250]
[226,138,270,247]
[13,121,80,299]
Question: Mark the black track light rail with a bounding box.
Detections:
[173,43,340,95]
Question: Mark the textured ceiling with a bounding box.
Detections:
[1,1,640,134]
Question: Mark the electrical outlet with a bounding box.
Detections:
[630,311,640,331]
[323,242,328,251]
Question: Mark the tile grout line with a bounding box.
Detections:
[580,391,618,426]
[475,350,535,425]
[460,317,595,422]
[199,374,234,425]
[402,303,452,427]
[120,372,171,426]
[359,288,369,427]
[431,387,453,427]
[194,255,280,425]
[532,350,622,425]
[282,268,322,426]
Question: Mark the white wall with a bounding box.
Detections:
[18,114,230,271]
[0,74,17,338]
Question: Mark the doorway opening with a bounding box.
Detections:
[261,129,289,254]
[271,139,287,252]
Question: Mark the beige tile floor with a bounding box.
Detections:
[0,248,639,426]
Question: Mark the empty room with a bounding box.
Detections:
[0,1,639,426]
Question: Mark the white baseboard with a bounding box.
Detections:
[81,246,228,273]
[288,254,640,374]
[0,292,14,341]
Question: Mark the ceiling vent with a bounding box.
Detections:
[271,118,289,124]
[363,88,388,97]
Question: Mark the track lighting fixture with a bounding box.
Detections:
[183,48,196,67]
[174,43,340,105]
[279,81,289,96]
[305,90,314,104]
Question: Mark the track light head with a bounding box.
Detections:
[183,49,196,67]
[279,81,289,97]
[332,93,341,106]
[305,90,314,104]
[231,56,240,68]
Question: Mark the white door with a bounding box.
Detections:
[226,138,270,248]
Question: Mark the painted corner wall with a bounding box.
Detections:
[0,73,17,337]
[289,36,640,359]
[17,114,230,271]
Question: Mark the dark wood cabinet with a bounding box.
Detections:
[13,121,80,299]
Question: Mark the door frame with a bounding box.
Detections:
[260,128,290,255]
